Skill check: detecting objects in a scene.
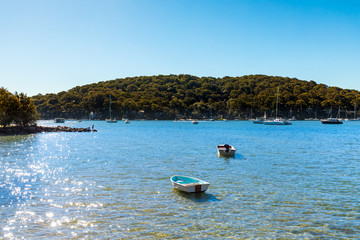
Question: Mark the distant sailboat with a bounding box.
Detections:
[208,106,214,121]
[263,87,291,125]
[106,95,117,123]
[350,102,360,121]
[253,111,267,124]
[321,107,342,124]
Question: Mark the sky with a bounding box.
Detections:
[1,0,360,96]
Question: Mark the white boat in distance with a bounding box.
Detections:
[349,103,360,121]
[54,118,65,123]
[217,144,236,157]
[321,118,343,124]
[106,119,117,123]
[263,87,292,125]
[106,95,117,123]
[253,117,265,124]
[253,111,267,124]
[170,175,210,193]
[321,107,343,124]
[192,120,199,124]
[263,118,292,125]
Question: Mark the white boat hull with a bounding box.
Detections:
[106,119,117,123]
[263,119,292,125]
[217,149,236,157]
[264,121,286,125]
[170,176,210,193]
[321,118,342,124]
[171,182,209,193]
[217,144,236,157]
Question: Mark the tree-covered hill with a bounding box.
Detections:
[31,74,360,120]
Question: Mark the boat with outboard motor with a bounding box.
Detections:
[217,144,236,157]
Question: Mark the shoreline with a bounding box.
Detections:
[0,126,97,136]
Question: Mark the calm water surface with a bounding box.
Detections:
[1,120,359,239]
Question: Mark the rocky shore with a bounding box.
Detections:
[0,126,97,136]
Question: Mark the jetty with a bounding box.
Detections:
[0,126,97,136]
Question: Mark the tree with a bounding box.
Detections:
[0,88,20,126]
[14,92,39,126]
[0,88,39,127]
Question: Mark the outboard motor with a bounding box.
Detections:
[224,144,230,153]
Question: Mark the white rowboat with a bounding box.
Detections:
[170,175,210,193]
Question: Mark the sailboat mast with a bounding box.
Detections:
[276,87,279,118]
[355,102,357,119]
[109,95,112,119]
[329,106,332,118]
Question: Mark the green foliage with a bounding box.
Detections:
[0,88,39,126]
[14,92,40,127]
[31,75,360,120]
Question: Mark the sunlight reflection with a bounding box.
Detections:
[46,212,54,218]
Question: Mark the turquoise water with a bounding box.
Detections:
[1,120,359,239]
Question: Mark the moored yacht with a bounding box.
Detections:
[253,111,267,124]
[263,118,292,125]
[321,118,343,124]
[106,95,117,123]
[262,88,291,125]
[321,107,343,124]
[253,118,265,124]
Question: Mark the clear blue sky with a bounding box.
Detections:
[1,0,360,96]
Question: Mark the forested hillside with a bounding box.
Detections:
[31,74,360,120]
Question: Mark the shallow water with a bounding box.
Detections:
[1,120,359,239]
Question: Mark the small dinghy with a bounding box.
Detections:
[170,175,210,193]
[217,144,236,157]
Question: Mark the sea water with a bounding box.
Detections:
[0,120,359,239]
